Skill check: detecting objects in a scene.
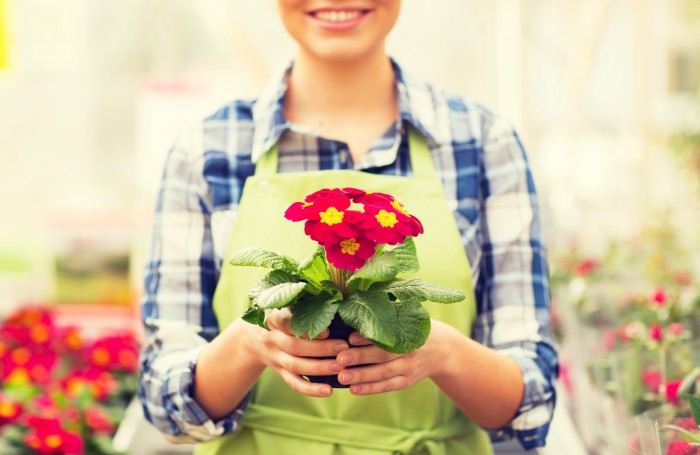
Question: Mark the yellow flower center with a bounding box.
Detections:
[0,401,17,417]
[21,309,42,326]
[31,325,50,343]
[11,348,30,365]
[7,368,29,385]
[340,238,360,255]
[391,200,409,216]
[320,207,344,226]
[66,331,83,350]
[375,210,398,228]
[92,347,111,366]
[45,435,62,449]
[67,378,88,397]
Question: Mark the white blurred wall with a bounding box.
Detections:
[0,0,699,306]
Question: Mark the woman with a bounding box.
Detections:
[139,1,558,454]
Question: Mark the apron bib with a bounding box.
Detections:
[195,129,493,455]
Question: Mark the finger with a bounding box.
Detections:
[348,331,372,346]
[303,328,330,340]
[266,308,293,333]
[336,345,397,367]
[267,309,330,340]
[277,368,333,398]
[271,330,348,357]
[338,357,407,385]
[348,376,410,396]
[274,351,343,377]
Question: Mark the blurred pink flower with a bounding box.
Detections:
[603,329,618,351]
[668,323,685,336]
[665,440,695,455]
[664,380,683,404]
[642,369,662,393]
[651,288,667,306]
[573,259,599,277]
[649,323,663,342]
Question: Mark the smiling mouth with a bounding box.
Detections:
[309,9,369,23]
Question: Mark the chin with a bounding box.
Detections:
[302,43,384,66]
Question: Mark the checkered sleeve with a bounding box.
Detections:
[138,129,250,443]
[473,116,559,450]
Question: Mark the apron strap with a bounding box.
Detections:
[241,403,475,455]
[254,125,436,179]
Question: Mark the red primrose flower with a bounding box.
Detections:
[285,188,424,271]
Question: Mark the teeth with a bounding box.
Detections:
[315,10,361,22]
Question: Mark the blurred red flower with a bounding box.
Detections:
[664,380,683,404]
[85,407,115,434]
[573,259,599,277]
[86,333,140,373]
[23,416,84,455]
[642,369,663,393]
[651,288,667,306]
[649,323,664,342]
[0,395,22,427]
[0,306,140,454]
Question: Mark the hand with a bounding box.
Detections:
[335,320,452,395]
[249,308,349,397]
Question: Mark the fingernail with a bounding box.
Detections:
[334,343,348,353]
[320,387,331,396]
[337,354,350,365]
[341,371,353,383]
[350,384,362,394]
[330,363,342,373]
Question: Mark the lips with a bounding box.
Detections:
[307,7,371,28]
[312,10,363,22]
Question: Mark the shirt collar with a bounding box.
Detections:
[251,58,440,163]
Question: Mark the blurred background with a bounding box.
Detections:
[1,0,700,454]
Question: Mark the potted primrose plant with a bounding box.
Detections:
[229,187,465,388]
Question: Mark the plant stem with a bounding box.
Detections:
[328,263,350,298]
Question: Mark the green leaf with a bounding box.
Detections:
[347,252,399,288]
[689,394,700,427]
[298,246,331,289]
[229,247,299,274]
[3,382,38,402]
[242,307,269,330]
[371,299,431,354]
[679,367,700,396]
[1,425,26,445]
[291,295,340,339]
[249,270,299,301]
[386,237,419,273]
[320,280,344,298]
[339,291,397,347]
[381,278,465,303]
[253,282,307,309]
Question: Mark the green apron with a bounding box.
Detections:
[195,129,494,455]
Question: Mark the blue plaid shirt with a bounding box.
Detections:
[139,59,558,450]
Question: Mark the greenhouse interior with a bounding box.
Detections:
[1,0,700,454]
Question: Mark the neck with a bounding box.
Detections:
[285,51,396,122]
